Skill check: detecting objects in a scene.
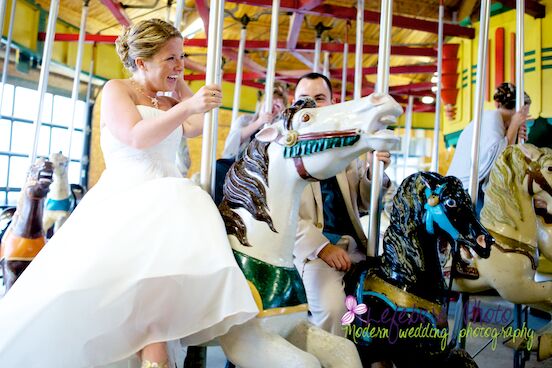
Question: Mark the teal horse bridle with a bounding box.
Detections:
[423,184,461,241]
[281,101,362,181]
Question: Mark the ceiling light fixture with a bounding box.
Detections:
[421,96,435,104]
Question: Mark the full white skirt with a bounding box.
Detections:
[0,173,258,367]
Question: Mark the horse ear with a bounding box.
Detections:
[255,125,280,143]
[420,175,432,190]
[518,143,541,162]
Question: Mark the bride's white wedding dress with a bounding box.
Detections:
[0,105,258,367]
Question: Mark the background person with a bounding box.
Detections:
[447,82,531,213]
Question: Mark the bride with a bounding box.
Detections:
[0,18,258,367]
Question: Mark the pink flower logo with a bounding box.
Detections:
[341,295,367,325]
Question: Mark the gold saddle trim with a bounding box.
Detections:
[363,274,442,317]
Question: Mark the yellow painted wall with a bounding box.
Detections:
[4,0,39,51]
[541,0,552,117]
[445,8,546,136]
[396,112,436,130]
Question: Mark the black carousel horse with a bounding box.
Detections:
[344,172,493,367]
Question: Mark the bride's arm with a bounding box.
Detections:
[173,78,206,138]
[101,79,221,149]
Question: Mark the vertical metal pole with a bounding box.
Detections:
[341,42,348,102]
[516,0,525,143]
[80,59,94,187]
[173,0,186,30]
[0,0,17,113]
[354,0,364,100]
[166,0,173,23]
[30,0,60,164]
[313,36,321,73]
[367,0,392,258]
[375,0,392,94]
[66,0,89,160]
[323,51,330,79]
[264,0,280,113]
[0,0,8,111]
[231,26,247,123]
[0,1,7,51]
[430,0,444,173]
[468,0,491,204]
[199,0,224,194]
[403,95,414,179]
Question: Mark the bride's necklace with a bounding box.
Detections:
[130,79,159,109]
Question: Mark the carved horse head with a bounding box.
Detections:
[18,158,54,205]
[49,151,69,181]
[220,94,402,251]
[345,172,490,367]
[255,94,403,181]
[380,172,491,300]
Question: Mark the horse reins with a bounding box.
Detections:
[525,155,552,197]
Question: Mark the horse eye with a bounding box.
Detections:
[547,166,552,172]
[445,199,457,208]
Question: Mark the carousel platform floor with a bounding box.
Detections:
[172,295,552,368]
[2,283,552,367]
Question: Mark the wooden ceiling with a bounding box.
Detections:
[32,0,545,110]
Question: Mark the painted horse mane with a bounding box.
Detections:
[381,172,441,285]
[218,98,318,247]
[380,172,473,299]
[219,139,275,247]
[482,145,529,227]
[482,144,552,229]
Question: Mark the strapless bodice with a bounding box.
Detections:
[100,105,182,179]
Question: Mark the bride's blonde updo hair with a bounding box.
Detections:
[115,18,182,72]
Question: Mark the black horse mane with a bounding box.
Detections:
[380,172,449,293]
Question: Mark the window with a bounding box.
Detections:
[0,83,90,207]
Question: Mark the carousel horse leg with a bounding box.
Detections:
[286,320,362,368]
[219,319,321,368]
[183,346,206,368]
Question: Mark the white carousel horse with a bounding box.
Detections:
[446,144,552,360]
[42,152,74,234]
[215,95,403,368]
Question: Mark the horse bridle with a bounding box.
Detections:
[287,129,361,181]
[282,103,361,181]
[525,155,552,197]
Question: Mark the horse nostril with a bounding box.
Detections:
[476,235,487,247]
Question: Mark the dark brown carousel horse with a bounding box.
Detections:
[344,172,493,367]
[0,159,53,291]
